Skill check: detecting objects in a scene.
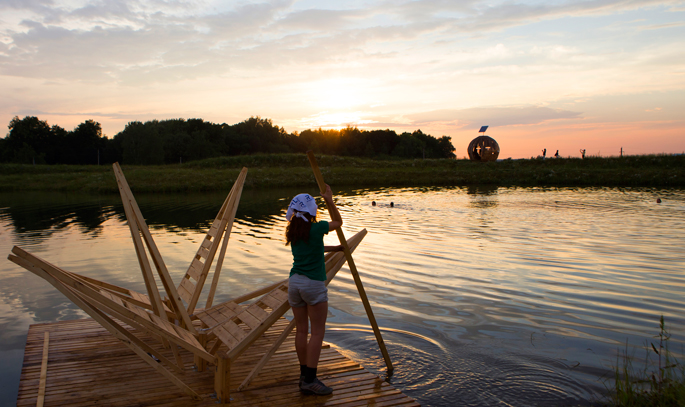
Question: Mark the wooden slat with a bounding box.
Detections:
[235,309,260,330]
[211,326,239,350]
[186,259,204,281]
[200,239,212,250]
[259,293,282,310]
[36,332,49,407]
[178,279,195,299]
[244,303,269,326]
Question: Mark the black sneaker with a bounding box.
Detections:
[299,375,304,389]
[300,378,333,395]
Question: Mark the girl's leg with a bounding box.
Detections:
[292,305,309,366]
[306,301,328,368]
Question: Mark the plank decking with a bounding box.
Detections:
[17,318,419,407]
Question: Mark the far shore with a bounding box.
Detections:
[0,154,683,193]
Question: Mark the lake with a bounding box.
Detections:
[1,185,684,407]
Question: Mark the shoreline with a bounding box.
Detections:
[0,154,683,192]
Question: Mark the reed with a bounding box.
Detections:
[606,316,685,407]
[0,154,683,192]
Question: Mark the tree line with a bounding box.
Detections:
[0,116,456,165]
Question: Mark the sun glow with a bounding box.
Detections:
[297,78,379,129]
[300,111,376,130]
[309,78,366,110]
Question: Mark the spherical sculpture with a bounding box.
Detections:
[468,136,500,162]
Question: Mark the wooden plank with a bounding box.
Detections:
[186,259,204,281]
[243,303,269,327]
[178,279,195,299]
[205,168,247,309]
[112,163,196,334]
[200,238,212,250]
[212,326,239,350]
[36,332,49,407]
[227,279,287,305]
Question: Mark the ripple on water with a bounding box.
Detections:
[1,187,684,407]
[326,324,594,407]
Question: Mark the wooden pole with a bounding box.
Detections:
[306,151,393,373]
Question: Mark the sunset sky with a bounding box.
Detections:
[1,0,683,159]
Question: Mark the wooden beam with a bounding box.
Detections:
[237,318,296,391]
[205,167,247,310]
[112,164,167,320]
[10,248,214,363]
[112,163,196,334]
[36,332,49,407]
[9,253,201,400]
[306,151,394,374]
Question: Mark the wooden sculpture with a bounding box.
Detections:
[468,135,500,162]
[9,229,367,401]
[7,158,385,403]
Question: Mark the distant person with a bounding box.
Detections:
[554,150,559,158]
[657,198,661,204]
[390,202,394,208]
[372,201,376,206]
[580,149,586,159]
[542,149,547,158]
[285,186,343,396]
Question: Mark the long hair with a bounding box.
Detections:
[285,211,316,245]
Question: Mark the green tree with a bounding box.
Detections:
[437,136,456,159]
[2,116,55,163]
[66,120,106,164]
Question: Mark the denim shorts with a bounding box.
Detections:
[288,274,328,307]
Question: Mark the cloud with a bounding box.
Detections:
[274,8,366,30]
[638,21,685,30]
[407,106,583,127]
[1,0,682,85]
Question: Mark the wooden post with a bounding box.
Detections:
[215,352,231,403]
[195,331,208,372]
[306,151,393,374]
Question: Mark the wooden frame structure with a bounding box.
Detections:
[10,230,366,402]
[7,157,388,403]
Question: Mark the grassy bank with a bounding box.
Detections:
[0,154,683,193]
[606,316,685,407]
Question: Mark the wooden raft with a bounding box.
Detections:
[17,318,419,407]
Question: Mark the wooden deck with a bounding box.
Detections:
[17,318,419,407]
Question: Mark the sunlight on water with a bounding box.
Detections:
[0,187,683,406]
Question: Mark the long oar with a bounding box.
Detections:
[307,151,393,374]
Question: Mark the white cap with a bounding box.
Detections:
[286,193,318,221]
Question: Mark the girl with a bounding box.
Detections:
[285,184,342,395]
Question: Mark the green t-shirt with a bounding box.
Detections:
[289,221,330,281]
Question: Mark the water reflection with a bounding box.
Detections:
[1,187,684,407]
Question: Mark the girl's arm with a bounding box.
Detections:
[321,184,343,231]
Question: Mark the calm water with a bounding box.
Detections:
[1,186,684,407]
